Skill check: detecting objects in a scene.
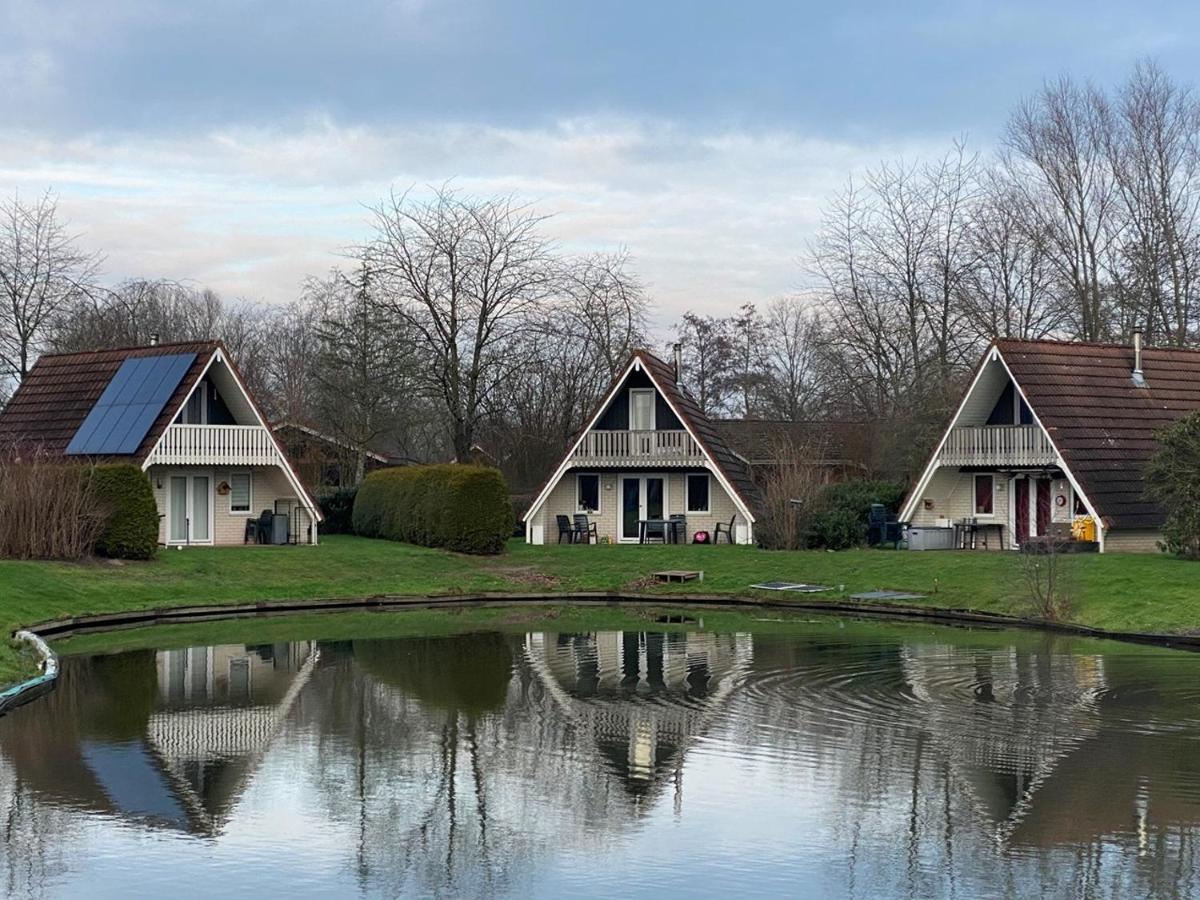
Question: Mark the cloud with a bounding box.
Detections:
[0,117,952,327]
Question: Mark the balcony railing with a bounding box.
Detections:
[938,424,1057,467]
[573,429,705,466]
[150,424,283,467]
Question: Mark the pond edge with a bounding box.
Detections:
[15,590,1200,653]
[0,630,59,715]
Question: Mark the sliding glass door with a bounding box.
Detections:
[167,473,212,544]
[619,475,667,542]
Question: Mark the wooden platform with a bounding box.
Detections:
[654,570,703,583]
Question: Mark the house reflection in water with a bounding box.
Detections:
[523,631,752,801]
[0,642,317,837]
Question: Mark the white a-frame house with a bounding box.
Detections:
[524,349,761,545]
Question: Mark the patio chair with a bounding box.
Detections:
[252,509,276,544]
[714,514,737,544]
[668,514,687,544]
[573,514,598,544]
[642,519,667,544]
[555,515,575,544]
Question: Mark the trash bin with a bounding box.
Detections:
[271,512,290,545]
[905,526,954,551]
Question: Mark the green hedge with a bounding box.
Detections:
[87,464,159,560]
[352,464,514,554]
[316,486,358,534]
[808,479,908,550]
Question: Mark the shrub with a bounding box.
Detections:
[807,479,907,550]
[87,464,159,560]
[1146,412,1200,558]
[353,464,514,554]
[0,454,106,560]
[316,486,358,534]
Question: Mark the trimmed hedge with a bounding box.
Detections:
[316,486,358,534]
[352,464,514,555]
[87,464,160,560]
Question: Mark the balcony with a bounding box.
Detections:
[149,424,283,467]
[938,424,1057,468]
[573,429,706,466]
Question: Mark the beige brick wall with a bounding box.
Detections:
[909,467,1009,536]
[1102,529,1163,554]
[148,464,317,546]
[530,468,747,543]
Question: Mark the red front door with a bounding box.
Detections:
[1036,478,1051,537]
[1015,478,1029,543]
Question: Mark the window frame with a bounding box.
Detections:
[629,388,656,431]
[685,473,711,514]
[229,471,252,515]
[575,472,601,514]
[973,473,995,518]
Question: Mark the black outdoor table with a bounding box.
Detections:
[638,519,686,544]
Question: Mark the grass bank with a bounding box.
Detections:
[2,534,1199,685]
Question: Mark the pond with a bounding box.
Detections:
[2,616,1200,898]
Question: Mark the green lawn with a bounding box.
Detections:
[2,534,1199,687]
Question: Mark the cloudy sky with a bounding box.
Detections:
[3,0,1198,326]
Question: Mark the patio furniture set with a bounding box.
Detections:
[555,514,738,545]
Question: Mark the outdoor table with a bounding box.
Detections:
[638,519,686,544]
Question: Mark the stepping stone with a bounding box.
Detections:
[750,582,831,593]
[850,590,926,601]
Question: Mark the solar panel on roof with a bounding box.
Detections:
[65,353,196,455]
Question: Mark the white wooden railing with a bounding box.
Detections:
[150,424,282,466]
[573,429,704,465]
[938,425,1057,467]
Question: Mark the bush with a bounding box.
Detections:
[807,479,907,550]
[87,464,159,560]
[353,464,514,554]
[1146,411,1200,558]
[0,455,106,560]
[316,486,358,534]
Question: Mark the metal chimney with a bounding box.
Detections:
[149,332,160,347]
[1132,328,1145,386]
[673,343,682,383]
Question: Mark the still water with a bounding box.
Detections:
[2,619,1200,898]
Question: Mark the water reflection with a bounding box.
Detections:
[1,624,1199,898]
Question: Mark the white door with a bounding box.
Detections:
[619,475,667,542]
[167,474,213,544]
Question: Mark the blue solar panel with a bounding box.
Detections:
[66,353,196,455]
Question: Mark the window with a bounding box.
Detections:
[181,380,207,424]
[686,473,710,513]
[630,389,655,431]
[230,472,251,513]
[577,473,601,513]
[974,474,994,516]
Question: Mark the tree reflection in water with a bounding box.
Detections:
[0,624,1199,897]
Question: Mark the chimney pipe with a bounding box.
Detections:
[149,332,159,347]
[673,343,682,383]
[1132,328,1145,386]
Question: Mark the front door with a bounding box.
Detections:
[167,474,212,544]
[619,475,667,542]
[1012,475,1052,547]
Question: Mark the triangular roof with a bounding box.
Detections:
[525,348,762,524]
[0,340,321,521]
[902,336,1200,531]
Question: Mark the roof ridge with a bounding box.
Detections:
[37,339,222,361]
[995,336,1200,355]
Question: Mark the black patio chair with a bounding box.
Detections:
[668,514,687,544]
[573,514,598,545]
[255,509,274,544]
[714,514,736,544]
[556,515,575,544]
[642,519,667,544]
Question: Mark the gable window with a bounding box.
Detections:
[576,473,601,513]
[182,381,207,424]
[974,474,994,516]
[686,473,710,513]
[630,389,655,431]
[230,472,252,513]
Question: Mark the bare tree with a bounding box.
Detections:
[1003,77,1120,341]
[310,265,415,482]
[365,187,557,459]
[673,312,734,415]
[0,191,100,384]
[562,249,649,378]
[761,295,825,420]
